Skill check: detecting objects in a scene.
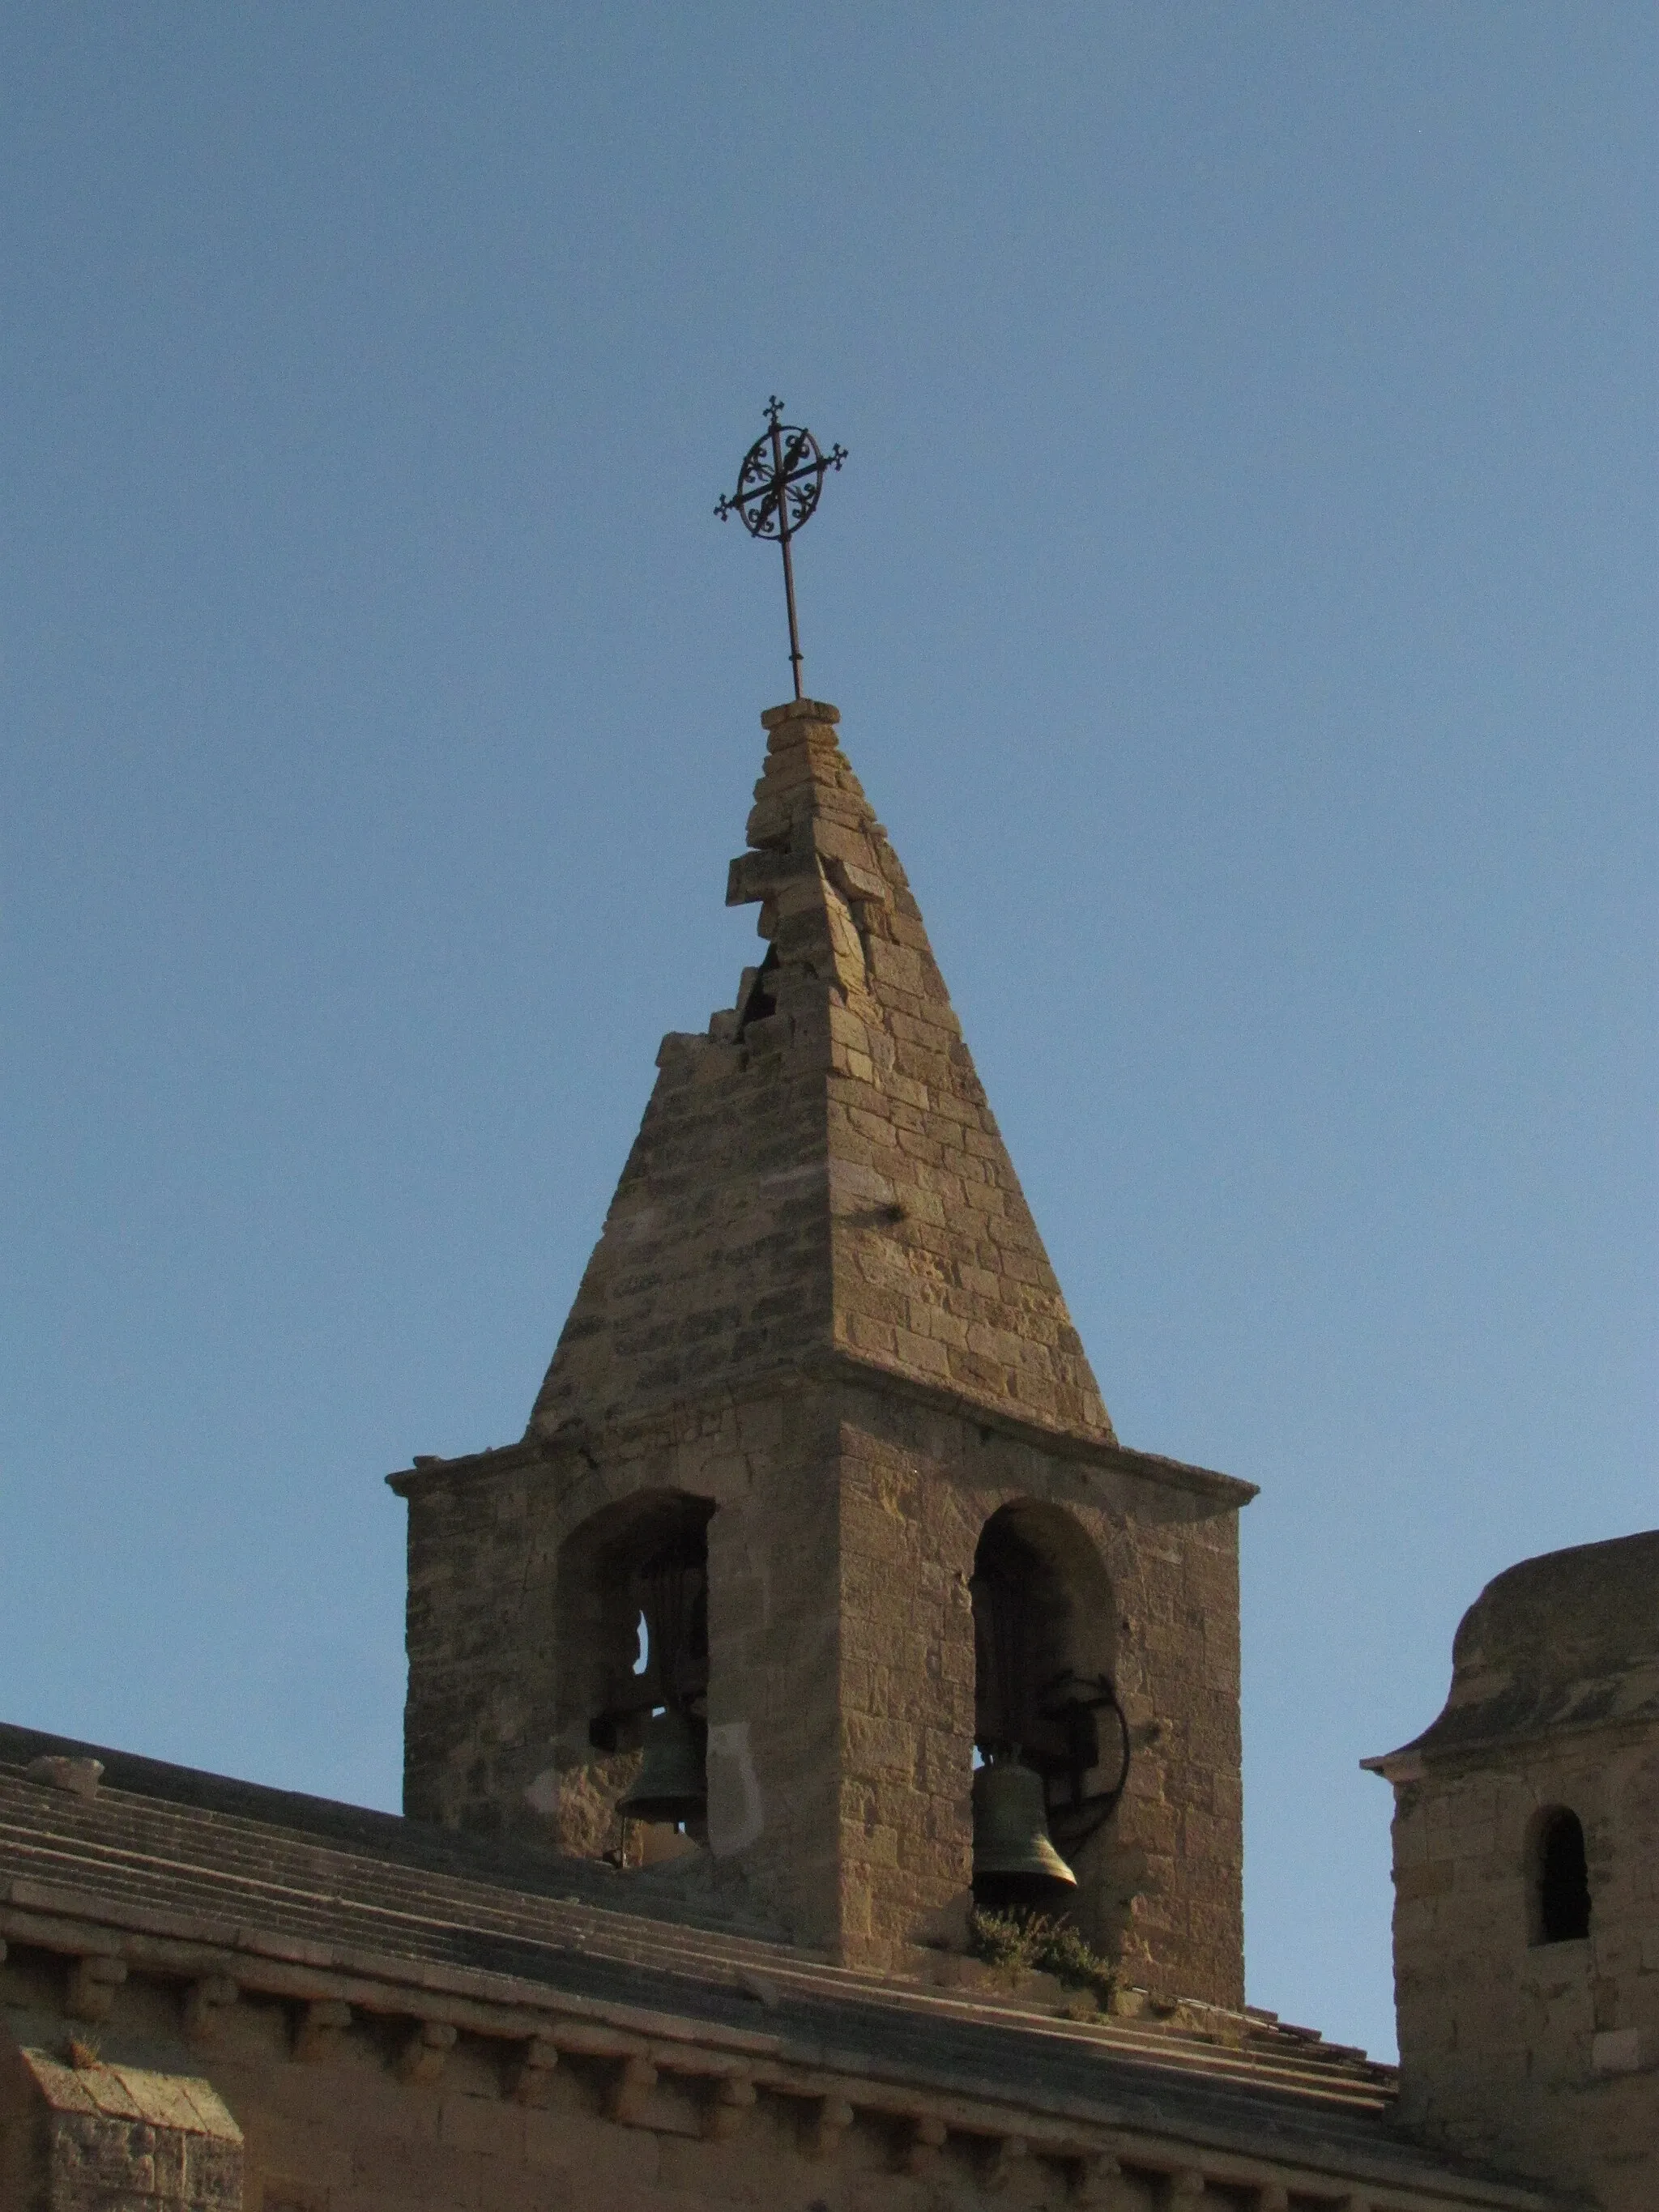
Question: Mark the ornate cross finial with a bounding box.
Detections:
[716,398,847,701]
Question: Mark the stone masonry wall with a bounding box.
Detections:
[525,991,835,1440]
[399,1390,847,1950]
[528,699,1115,1448]
[1389,1725,1658,2210]
[399,695,1247,1995]
[400,1374,1244,2000]
[399,1441,553,1845]
[834,1384,1243,2002]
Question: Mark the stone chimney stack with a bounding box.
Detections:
[1366,1531,1659,2210]
[394,700,1255,1998]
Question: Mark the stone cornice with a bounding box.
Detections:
[386,1354,1256,1512]
[0,1876,1550,2210]
[812,1348,1258,1507]
[1363,1705,1659,1786]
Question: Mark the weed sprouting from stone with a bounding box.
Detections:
[966,1909,1116,2008]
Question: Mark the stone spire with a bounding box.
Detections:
[529,699,1113,1444]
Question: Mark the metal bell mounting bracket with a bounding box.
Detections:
[588,1690,707,1755]
[1035,1672,1132,1853]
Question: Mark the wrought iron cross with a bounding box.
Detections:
[716,398,847,701]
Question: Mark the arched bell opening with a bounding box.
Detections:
[970,1502,1128,1925]
[554,1490,714,1861]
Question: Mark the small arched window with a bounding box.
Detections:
[1533,1808,1591,1944]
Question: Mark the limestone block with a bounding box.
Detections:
[702,2073,757,2141]
[807,2095,855,2160]
[395,2018,458,2086]
[1071,2152,1124,2207]
[608,2054,657,2125]
[292,2001,351,2065]
[181,1978,239,2049]
[25,1755,104,1800]
[902,2113,947,2177]
[508,2034,561,2107]
[1593,2027,1647,2074]
[64,1954,126,2025]
[983,2132,1027,2191]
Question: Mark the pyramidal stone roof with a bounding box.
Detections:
[529,699,1114,1445]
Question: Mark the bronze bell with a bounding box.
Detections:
[971,1754,1077,1907]
[617,1707,706,1826]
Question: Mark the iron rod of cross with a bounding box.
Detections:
[716,398,847,701]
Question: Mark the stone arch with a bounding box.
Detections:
[550,1489,714,1860]
[971,1499,1117,1758]
[970,1501,1128,1937]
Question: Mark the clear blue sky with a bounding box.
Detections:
[2,6,1653,2061]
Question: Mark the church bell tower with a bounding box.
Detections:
[392,697,1255,2002]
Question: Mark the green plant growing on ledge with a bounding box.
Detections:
[967,1908,1117,2011]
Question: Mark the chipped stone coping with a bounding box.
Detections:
[0,1871,1553,2210]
